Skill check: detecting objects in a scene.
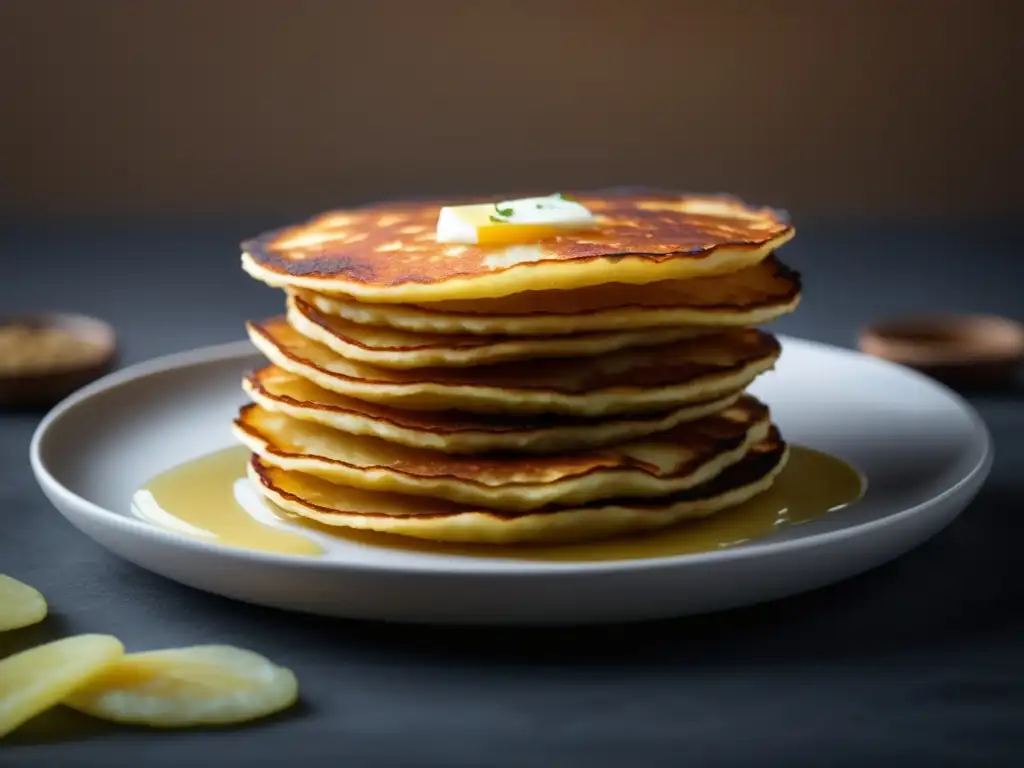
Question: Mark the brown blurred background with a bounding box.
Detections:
[1,0,1020,220]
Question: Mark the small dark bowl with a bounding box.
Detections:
[858,314,1024,391]
[0,313,117,410]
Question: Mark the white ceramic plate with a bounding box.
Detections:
[30,337,992,625]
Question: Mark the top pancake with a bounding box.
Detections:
[242,192,794,303]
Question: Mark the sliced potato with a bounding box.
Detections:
[65,645,298,727]
[0,634,124,738]
[0,574,47,631]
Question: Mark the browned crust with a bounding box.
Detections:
[242,191,793,288]
[248,319,782,393]
[234,398,769,487]
[248,427,786,521]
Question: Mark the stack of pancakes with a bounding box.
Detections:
[234,192,800,545]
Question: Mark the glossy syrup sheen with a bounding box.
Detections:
[132,446,864,561]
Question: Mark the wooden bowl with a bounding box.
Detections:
[0,313,117,410]
[858,314,1024,390]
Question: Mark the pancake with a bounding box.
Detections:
[247,318,781,416]
[233,397,771,511]
[286,292,713,369]
[241,192,794,303]
[244,367,744,454]
[246,428,789,544]
[302,255,801,336]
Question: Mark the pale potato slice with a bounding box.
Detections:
[0,574,47,631]
[0,634,124,738]
[65,645,298,727]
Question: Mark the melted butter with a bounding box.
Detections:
[133,445,863,561]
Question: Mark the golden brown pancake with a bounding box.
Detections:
[244,366,744,454]
[247,428,789,544]
[286,292,713,369]
[241,192,794,302]
[300,254,801,336]
[233,397,771,511]
[247,318,782,415]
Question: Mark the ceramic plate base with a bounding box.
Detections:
[31,337,992,625]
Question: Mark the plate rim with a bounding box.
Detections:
[29,335,994,577]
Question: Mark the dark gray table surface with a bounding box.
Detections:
[2,217,1023,767]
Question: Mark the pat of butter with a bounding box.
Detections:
[436,194,597,244]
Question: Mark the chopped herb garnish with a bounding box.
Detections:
[494,204,514,218]
[489,215,509,223]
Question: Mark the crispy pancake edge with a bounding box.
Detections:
[247,427,788,521]
[242,367,745,437]
[247,318,782,393]
[232,397,770,488]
